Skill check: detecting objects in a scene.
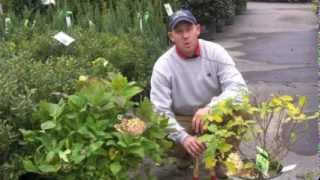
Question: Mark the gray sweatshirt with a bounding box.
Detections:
[150,39,248,144]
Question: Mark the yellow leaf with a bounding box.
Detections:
[270,98,282,106]
[207,114,223,123]
[225,161,237,176]
[287,103,299,115]
[205,157,217,169]
[108,148,119,160]
[280,95,293,102]
[298,96,306,107]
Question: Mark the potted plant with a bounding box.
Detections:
[20,74,172,179]
[194,94,318,179]
[193,96,255,179]
[227,95,319,179]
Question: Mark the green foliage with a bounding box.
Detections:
[20,75,171,179]
[246,95,318,161]
[199,97,254,170]
[0,53,119,179]
[199,94,319,177]
[217,95,319,178]
[0,1,174,178]
[186,0,245,27]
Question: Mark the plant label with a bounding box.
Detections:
[5,17,11,34]
[256,146,269,176]
[65,11,72,28]
[281,164,296,173]
[0,4,3,15]
[89,20,95,30]
[137,13,143,32]
[66,16,72,27]
[41,0,55,5]
[53,32,75,46]
[164,3,173,16]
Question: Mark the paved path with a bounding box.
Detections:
[154,2,319,179]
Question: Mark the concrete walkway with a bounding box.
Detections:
[154,2,319,179]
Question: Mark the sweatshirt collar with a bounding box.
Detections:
[175,40,200,59]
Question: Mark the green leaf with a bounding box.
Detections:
[199,134,215,143]
[123,86,142,99]
[69,95,87,109]
[47,102,64,118]
[88,141,104,153]
[38,164,60,173]
[111,74,127,91]
[70,143,86,164]
[110,162,122,175]
[81,81,106,106]
[130,147,145,158]
[218,143,233,153]
[46,151,56,162]
[23,160,38,172]
[19,129,36,140]
[208,124,217,133]
[298,96,306,108]
[41,121,56,130]
[59,149,71,162]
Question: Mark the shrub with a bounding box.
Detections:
[20,75,171,179]
[0,53,117,179]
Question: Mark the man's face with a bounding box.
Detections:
[169,21,200,56]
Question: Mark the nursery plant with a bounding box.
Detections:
[196,96,255,179]
[230,95,318,179]
[20,74,172,179]
[196,94,318,179]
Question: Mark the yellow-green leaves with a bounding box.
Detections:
[207,114,223,123]
[199,94,314,176]
[205,157,217,169]
[225,153,243,176]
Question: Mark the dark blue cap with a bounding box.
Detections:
[169,9,197,31]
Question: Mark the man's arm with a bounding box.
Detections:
[151,64,206,157]
[208,47,248,107]
[150,67,189,144]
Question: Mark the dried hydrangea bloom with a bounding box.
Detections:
[114,118,146,136]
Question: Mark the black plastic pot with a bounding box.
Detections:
[19,173,56,180]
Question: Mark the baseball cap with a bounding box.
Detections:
[169,9,197,31]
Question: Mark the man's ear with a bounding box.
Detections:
[195,24,201,36]
[168,32,175,43]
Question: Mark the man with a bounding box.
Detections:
[150,9,247,176]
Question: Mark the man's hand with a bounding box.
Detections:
[192,106,210,134]
[182,136,206,157]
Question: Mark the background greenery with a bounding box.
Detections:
[0,0,247,179]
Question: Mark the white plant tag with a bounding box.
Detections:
[53,32,75,46]
[139,17,143,32]
[41,0,55,5]
[5,17,11,24]
[0,4,3,14]
[281,164,297,173]
[137,13,143,32]
[164,3,173,16]
[66,16,72,27]
[5,17,11,34]
[89,20,94,27]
